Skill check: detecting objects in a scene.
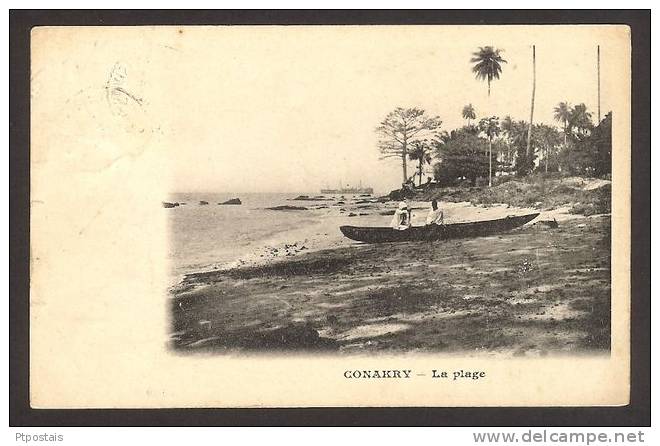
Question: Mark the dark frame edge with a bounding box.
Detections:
[9,9,650,427]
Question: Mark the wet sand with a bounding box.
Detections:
[216,199,574,271]
[170,213,611,356]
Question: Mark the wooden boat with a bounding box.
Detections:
[339,213,539,244]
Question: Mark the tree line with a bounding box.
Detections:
[376,45,610,188]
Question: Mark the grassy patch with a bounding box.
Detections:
[420,175,611,216]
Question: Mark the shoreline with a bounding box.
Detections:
[170,200,590,290]
[170,211,611,356]
[168,175,612,286]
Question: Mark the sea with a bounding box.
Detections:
[166,192,380,285]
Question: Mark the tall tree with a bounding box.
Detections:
[462,104,476,126]
[556,105,595,175]
[376,107,442,183]
[470,47,507,97]
[532,124,562,173]
[591,112,612,176]
[434,127,489,186]
[479,116,501,187]
[597,45,601,122]
[501,115,516,173]
[559,112,608,176]
[408,140,433,186]
[553,101,572,147]
[502,118,537,176]
[526,45,536,165]
[568,103,593,139]
[471,46,506,186]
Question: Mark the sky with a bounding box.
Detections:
[47,25,628,194]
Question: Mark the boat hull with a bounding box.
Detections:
[339,213,539,243]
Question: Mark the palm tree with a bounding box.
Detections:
[534,124,561,173]
[597,45,601,122]
[470,46,507,97]
[526,45,536,165]
[408,140,433,187]
[500,115,515,174]
[479,116,501,187]
[553,101,572,147]
[568,103,593,139]
[471,46,506,186]
[462,104,476,126]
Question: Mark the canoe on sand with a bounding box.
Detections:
[340,213,539,244]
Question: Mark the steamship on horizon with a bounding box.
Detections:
[320,180,374,195]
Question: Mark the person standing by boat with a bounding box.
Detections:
[391,201,411,230]
[425,199,444,226]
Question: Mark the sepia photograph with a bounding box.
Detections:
[165,27,615,356]
[25,20,635,409]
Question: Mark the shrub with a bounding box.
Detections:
[493,175,515,186]
[569,184,611,215]
[551,184,578,195]
[475,177,490,187]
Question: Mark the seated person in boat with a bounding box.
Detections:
[425,199,444,226]
[391,201,412,230]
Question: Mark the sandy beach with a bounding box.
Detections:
[188,198,574,272]
[170,203,610,356]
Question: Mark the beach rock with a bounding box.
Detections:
[199,201,209,205]
[388,188,414,201]
[291,195,331,201]
[348,212,358,217]
[266,205,308,211]
[219,198,242,205]
[162,202,179,208]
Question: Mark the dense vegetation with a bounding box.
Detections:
[376,45,611,198]
[431,109,611,186]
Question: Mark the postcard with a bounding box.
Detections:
[29,24,630,408]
